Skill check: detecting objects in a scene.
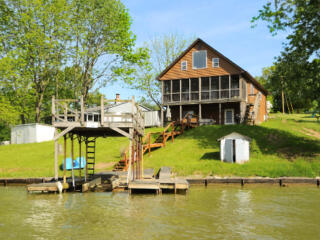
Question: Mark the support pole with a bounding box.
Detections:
[219,103,222,124]
[179,105,182,121]
[85,137,88,182]
[54,129,58,181]
[78,135,82,180]
[63,135,67,184]
[71,134,75,189]
[199,104,202,123]
[161,106,164,127]
[141,136,144,179]
[100,95,104,126]
[127,128,133,183]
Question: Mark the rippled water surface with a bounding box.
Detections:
[1,185,320,240]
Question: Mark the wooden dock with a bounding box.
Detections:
[27,182,69,193]
[128,178,189,194]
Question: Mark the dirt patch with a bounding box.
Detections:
[95,162,116,169]
[299,128,320,139]
[267,133,280,142]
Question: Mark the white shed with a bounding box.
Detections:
[217,132,251,164]
[11,123,55,144]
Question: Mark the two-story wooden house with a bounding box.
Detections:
[157,38,268,126]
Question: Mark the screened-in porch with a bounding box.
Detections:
[163,75,246,104]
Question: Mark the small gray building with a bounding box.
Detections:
[218,132,251,164]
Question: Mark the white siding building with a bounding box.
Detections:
[11,124,55,144]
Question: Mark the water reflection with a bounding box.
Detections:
[1,186,320,240]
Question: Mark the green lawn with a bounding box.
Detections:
[1,114,319,178]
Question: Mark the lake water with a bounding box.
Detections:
[0,185,320,240]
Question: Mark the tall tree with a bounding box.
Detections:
[129,33,194,108]
[69,0,147,101]
[252,0,320,110]
[0,0,70,122]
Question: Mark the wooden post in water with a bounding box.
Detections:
[63,135,67,184]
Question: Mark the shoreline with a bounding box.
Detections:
[1,176,319,187]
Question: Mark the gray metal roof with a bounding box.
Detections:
[217,132,251,141]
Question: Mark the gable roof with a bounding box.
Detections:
[217,132,252,142]
[156,38,267,95]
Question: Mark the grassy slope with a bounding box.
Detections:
[144,113,320,177]
[0,115,319,178]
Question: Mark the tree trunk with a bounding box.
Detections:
[35,92,44,123]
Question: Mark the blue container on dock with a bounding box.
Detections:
[64,157,86,170]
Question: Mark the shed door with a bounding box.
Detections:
[235,139,249,163]
[224,139,233,163]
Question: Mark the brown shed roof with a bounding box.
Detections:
[156,38,268,95]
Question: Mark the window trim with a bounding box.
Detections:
[224,109,234,125]
[212,58,219,68]
[192,50,207,69]
[181,61,187,71]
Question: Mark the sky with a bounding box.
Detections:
[101,0,287,100]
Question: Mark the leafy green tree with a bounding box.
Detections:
[253,0,320,112]
[0,0,71,123]
[129,33,194,108]
[69,0,147,102]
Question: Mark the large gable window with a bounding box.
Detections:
[192,50,207,69]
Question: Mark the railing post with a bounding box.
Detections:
[100,95,104,126]
[64,103,67,122]
[80,96,84,124]
[148,133,151,156]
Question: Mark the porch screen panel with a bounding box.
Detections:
[211,76,219,99]
[181,79,189,101]
[191,78,199,100]
[220,75,229,99]
[164,80,171,103]
[231,75,240,98]
[201,77,209,100]
[172,80,180,102]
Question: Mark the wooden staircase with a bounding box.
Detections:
[113,114,198,171]
[86,137,96,178]
[244,92,262,125]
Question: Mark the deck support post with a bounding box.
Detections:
[54,129,59,181]
[219,103,222,124]
[127,128,133,183]
[179,105,182,121]
[100,95,104,126]
[63,135,67,184]
[78,135,82,180]
[161,106,164,127]
[71,134,75,189]
[85,137,88,182]
[199,104,202,123]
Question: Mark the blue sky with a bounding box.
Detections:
[101,0,287,100]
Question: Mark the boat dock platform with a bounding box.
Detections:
[128,178,189,194]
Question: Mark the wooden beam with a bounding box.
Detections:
[110,127,131,139]
[63,135,67,184]
[100,95,104,126]
[53,125,75,141]
[219,103,221,124]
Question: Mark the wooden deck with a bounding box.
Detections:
[128,178,189,194]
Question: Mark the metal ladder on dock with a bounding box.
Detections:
[86,138,96,179]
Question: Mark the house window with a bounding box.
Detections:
[172,80,180,102]
[181,61,187,70]
[211,76,219,99]
[220,75,229,99]
[190,78,199,100]
[212,58,219,68]
[224,109,234,125]
[192,50,207,69]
